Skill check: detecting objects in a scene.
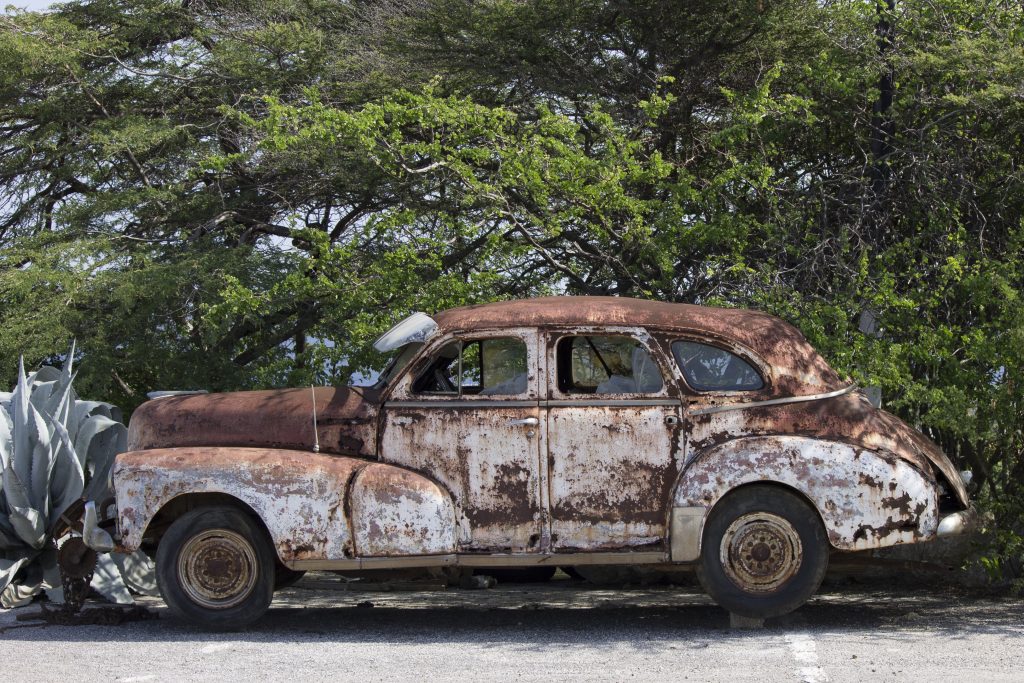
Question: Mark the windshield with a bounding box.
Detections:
[372,343,423,388]
[373,312,438,352]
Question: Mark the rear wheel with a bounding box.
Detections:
[156,506,274,630]
[696,485,828,619]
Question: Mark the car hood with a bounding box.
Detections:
[127,386,381,458]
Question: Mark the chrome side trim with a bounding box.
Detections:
[688,384,858,416]
[544,398,680,408]
[386,400,539,409]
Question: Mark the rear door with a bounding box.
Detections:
[543,327,684,552]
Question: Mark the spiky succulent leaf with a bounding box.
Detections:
[0,406,11,472]
[46,411,86,527]
[111,550,159,597]
[78,416,126,501]
[0,555,30,596]
[91,553,133,604]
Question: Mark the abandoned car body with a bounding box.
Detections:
[92,297,971,628]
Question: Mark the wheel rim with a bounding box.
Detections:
[177,529,258,609]
[719,512,803,593]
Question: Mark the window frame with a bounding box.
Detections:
[548,328,672,399]
[393,329,537,401]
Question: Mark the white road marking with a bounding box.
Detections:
[785,632,829,682]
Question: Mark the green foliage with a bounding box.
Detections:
[0,0,1022,575]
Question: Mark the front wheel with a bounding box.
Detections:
[696,485,829,619]
[156,506,275,630]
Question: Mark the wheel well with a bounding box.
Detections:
[141,493,274,553]
[707,480,830,543]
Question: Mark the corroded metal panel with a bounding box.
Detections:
[127,386,379,457]
[685,390,967,506]
[546,404,680,550]
[349,463,456,556]
[673,436,939,552]
[542,325,683,551]
[115,447,458,564]
[115,447,363,562]
[379,404,543,552]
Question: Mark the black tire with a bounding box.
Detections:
[156,506,275,631]
[273,565,306,591]
[696,485,828,619]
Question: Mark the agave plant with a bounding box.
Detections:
[0,344,156,608]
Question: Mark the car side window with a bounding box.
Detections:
[672,341,764,392]
[412,337,528,396]
[556,335,664,394]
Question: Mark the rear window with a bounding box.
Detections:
[672,341,764,392]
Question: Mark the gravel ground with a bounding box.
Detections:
[1,574,1022,682]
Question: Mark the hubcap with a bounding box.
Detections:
[178,529,258,609]
[720,512,803,593]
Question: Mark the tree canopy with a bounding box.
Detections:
[1,0,1022,571]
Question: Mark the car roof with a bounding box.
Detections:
[432,296,844,394]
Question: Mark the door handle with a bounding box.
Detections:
[664,415,680,425]
[509,417,539,427]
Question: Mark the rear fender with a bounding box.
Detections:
[668,436,939,561]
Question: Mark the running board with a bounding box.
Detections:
[287,551,673,571]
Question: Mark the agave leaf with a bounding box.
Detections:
[27,402,55,509]
[46,414,85,526]
[40,545,64,604]
[0,558,43,608]
[38,370,77,438]
[111,550,159,596]
[91,553,133,604]
[29,366,62,385]
[8,505,46,550]
[0,405,11,472]
[73,400,113,423]
[79,417,127,501]
[3,462,33,516]
[3,463,47,549]
[11,358,33,488]
[0,555,30,596]
[0,519,23,550]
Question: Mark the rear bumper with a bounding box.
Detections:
[936,507,978,538]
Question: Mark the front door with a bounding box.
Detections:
[379,328,544,553]
[544,328,684,552]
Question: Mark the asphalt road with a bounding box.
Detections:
[1,575,1022,682]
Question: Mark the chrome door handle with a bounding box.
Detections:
[509,417,539,427]
[664,415,680,425]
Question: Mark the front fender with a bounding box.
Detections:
[669,436,939,560]
[113,447,457,563]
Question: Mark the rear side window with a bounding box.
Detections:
[672,341,764,392]
[556,335,664,394]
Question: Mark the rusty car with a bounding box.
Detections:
[72,297,973,629]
